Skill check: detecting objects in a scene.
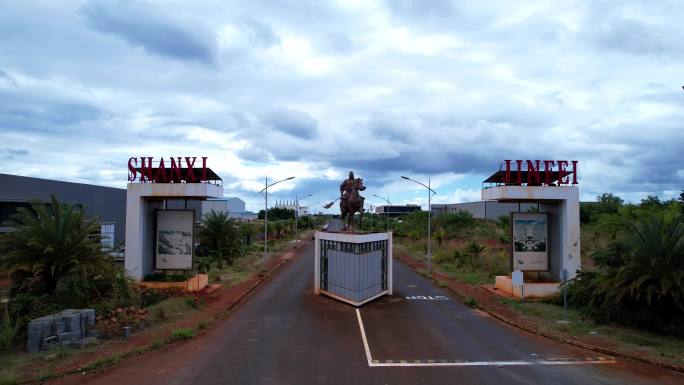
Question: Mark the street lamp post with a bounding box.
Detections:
[401,176,437,275]
[369,204,373,231]
[372,194,391,233]
[259,176,295,258]
[294,193,312,250]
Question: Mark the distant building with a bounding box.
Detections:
[431,201,537,220]
[0,173,126,249]
[275,200,308,217]
[374,204,421,217]
[201,197,258,221]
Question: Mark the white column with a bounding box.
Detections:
[314,231,321,295]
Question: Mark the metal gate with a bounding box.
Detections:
[319,239,388,303]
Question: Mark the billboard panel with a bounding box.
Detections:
[511,212,548,271]
[156,210,194,270]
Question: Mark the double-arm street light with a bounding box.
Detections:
[401,176,437,274]
[295,193,312,249]
[372,194,392,232]
[259,176,295,256]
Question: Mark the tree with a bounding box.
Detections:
[199,211,244,265]
[465,241,486,259]
[0,196,110,294]
[435,227,446,247]
[257,207,295,221]
[581,193,624,224]
[572,212,684,336]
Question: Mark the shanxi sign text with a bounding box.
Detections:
[128,156,209,183]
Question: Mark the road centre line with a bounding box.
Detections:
[355,309,617,368]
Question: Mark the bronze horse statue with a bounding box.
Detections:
[340,178,366,230]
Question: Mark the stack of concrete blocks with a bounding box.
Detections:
[27,309,96,353]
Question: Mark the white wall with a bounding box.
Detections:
[125,183,223,280]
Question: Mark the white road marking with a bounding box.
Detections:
[355,308,617,368]
[405,295,449,300]
[355,308,373,365]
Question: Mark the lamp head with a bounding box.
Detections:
[401,176,409,180]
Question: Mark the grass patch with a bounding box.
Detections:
[0,371,16,385]
[209,252,265,287]
[464,297,478,308]
[150,338,167,350]
[83,354,121,373]
[146,297,201,326]
[171,328,195,341]
[197,320,209,331]
[0,322,18,353]
[502,301,684,365]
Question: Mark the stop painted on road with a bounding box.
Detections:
[405,295,449,300]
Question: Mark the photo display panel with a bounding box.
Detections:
[156,210,194,269]
[511,212,549,271]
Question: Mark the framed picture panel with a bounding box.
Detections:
[155,210,194,270]
[511,212,548,271]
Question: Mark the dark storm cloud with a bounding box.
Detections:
[261,107,319,139]
[82,0,218,65]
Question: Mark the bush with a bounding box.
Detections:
[464,297,478,308]
[143,273,192,282]
[0,196,111,294]
[0,321,18,353]
[565,212,684,337]
[171,328,195,340]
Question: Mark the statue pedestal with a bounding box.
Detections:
[314,231,393,306]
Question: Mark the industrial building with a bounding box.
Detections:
[201,197,258,221]
[0,173,126,248]
[374,204,421,217]
[431,201,537,220]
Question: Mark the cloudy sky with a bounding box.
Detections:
[1,0,682,212]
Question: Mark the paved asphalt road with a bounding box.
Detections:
[71,242,684,385]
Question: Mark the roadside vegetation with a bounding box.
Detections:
[392,210,510,285]
[0,197,312,383]
[562,192,684,338]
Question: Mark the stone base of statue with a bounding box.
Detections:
[314,230,393,306]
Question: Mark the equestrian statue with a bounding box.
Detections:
[332,171,366,230]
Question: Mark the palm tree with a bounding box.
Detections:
[0,196,110,294]
[465,241,486,259]
[598,213,684,307]
[199,211,244,265]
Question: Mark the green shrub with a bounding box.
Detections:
[565,212,684,337]
[0,370,17,385]
[143,273,191,282]
[464,297,478,308]
[452,251,474,268]
[171,328,195,340]
[0,321,18,353]
[0,196,111,295]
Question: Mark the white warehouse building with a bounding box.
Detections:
[201,197,258,221]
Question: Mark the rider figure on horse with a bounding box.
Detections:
[339,171,366,229]
[340,171,360,206]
